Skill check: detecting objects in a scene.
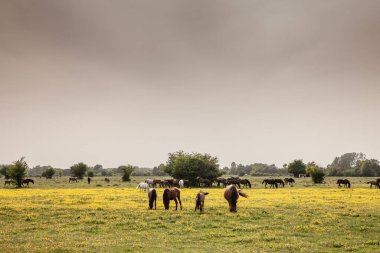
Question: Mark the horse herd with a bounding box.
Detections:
[336,178,380,189]
[146,185,248,213]
[3,179,34,187]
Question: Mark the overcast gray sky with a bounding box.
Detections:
[1,0,380,169]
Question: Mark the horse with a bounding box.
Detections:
[4,179,15,186]
[215,178,227,187]
[145,179,154,187]
[69,177,78,183]
[366,181,380,189]
[284,178,295,185]
[148,188,157,209]
[137,182,149,192]
[227,179,241,188]
[337,179,351,188]
[22,179,34,187]
[239,179,251,188]
[163,187,182,210]
[179,179,185,188]
[224,185,248,212]
[274,179,285,188]
[104,178,110,183]
[195,191,209,212]
[262,179,278,188]
[153,179,162,188]
[196,177,212,187]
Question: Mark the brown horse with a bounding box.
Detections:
[262,179,278,188]
[195,191,209,212]
[239,179,251,188]
[227,179,241,188]
[284,178,295,185]
[22,179,34,187]
[224,185,248,212]
[163,188,182,210]
[196,177,212,187]
[148,188,157,209]
[4,179,15,186]
[69,177,78,183]
[367,181,380,189]
[104,178,110,183]
[215,178,227,187]
[337,179,351,188]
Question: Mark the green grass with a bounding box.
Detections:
[0,176,379,252]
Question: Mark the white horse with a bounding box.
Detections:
[137,182,149,192]
[145,179,154,187]
[179,180,184,188]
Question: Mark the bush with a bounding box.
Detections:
[42,168,55,179]
[119,165,135,182]
[8,157,28,187]
[87,171,94,177]
[311,170,325,184]
[70,162,88,179]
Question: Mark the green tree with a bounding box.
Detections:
[70,162,88,179]
[306,162,325,183]
[8,157,29,187]
[356,159,380,177]
[0,165,10,179]
[164,151,221,182]
[42,168,55,179]
[87,171,94,177]
[327,152,366,176]
[152,163,167,176]
[288,159,306,177]
[119,165,135,181]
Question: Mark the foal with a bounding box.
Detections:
[194,191,209,212]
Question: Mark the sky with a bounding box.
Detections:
[1,0,380,169]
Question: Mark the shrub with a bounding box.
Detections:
[8,157,29,187]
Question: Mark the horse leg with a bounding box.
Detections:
[174,199,178,210]
[178,196,182,210]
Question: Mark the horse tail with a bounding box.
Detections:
[246,180,251,188]
[163,189,170,209]
[238,190,248,198]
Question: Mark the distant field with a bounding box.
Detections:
[0,176,379,252]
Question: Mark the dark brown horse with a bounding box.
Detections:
[284,178,295,185]
[196,177,212,187]
[215,178,227,187]
[69,177,78,183]
[104,178,110,183]
[22,179,34,187]
[224,185,247,212]
[163,188,182,210]
[195,191,209,212]
[4,179,15,186]
[239,179,251,188]
[337,179,351,188]
[367,181,380,189]
[227,179,241,188]
[274,179,285,188]
[148,188,157,209]
[262,179,278,188]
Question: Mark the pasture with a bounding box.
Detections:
[0,177,379,252]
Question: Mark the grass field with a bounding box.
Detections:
[0,177,379,252]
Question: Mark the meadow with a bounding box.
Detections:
[0,176,379,252]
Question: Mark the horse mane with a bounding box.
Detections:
[163,189,170,209]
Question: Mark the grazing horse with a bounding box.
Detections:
[197,177,212,187]
[148,188,157,209]
[262,179,278,188]
[145,179,154,187]
[215,178,227,187]
[224,185,248,212]
[163,187,182,210]
[195,191,209,212]
[22,179,34,187]
[227,179,241,188]
[239,179,252,188]
[153,179,162,188]
[284,178,295,185]
[137,182,149,192]
[337,179,351,188]
[4,179,15,186]
[367,181,380,189]
[274,179,285,188]
[179,180,185,188]
[69,177,78,183]
[104,178,110,183]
